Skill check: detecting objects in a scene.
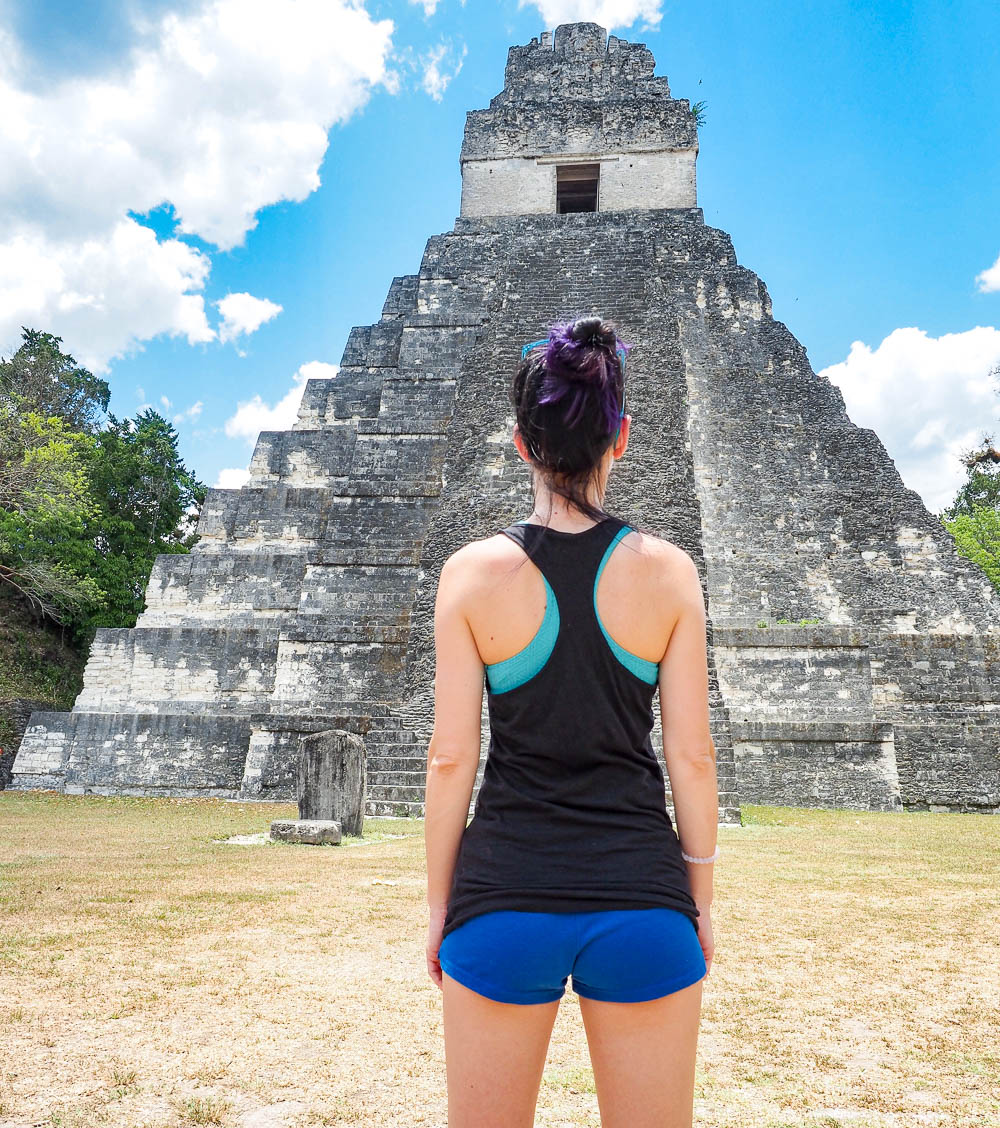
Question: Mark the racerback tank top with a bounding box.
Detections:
[441,514,700,941]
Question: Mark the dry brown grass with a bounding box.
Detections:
[0,793,997,1128]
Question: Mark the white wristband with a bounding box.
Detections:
[681,847,719,864]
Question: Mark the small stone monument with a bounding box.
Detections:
[270,728,366,844]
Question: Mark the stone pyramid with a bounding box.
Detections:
[14,23,1000,821]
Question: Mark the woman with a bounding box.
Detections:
[424,316,718,1128]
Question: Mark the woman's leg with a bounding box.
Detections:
[442,969,562,1128]
[577,978,703,1128]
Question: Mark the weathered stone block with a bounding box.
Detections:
[270,819,342,845]
[297,728,366,835]
[1,697,51,788]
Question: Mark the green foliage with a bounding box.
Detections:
[0,328,207,646]
[942,507,1000,591]
[691,100,707,127]
[0,328,110,434]
[940,429,1000,520]
[84,409,207,628]
[0,410,105,625]
[939,408,1000,592]
[0,587,87,757]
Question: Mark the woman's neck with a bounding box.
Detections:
[527,482,607,532]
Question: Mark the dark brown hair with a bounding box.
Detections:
[511,315,628,525]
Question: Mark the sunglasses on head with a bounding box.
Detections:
[519,337,629,427]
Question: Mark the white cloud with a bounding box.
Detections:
[818,326,1000,513]
[421,41,466,101]
[0,1,394,370]
[215,466,251,489]
[0,219,214,371]
[224,360,339,441]
[160,394,172,409]
[172,399,203,424]
[216,292,283,344]
[409,0,440,14]
[976,253,1000,294]
[518,0,662,30]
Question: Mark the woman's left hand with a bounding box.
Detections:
[426,906,448,989]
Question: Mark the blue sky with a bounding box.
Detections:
[2,0,998,512]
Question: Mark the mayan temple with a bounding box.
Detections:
[13,23,1000,821]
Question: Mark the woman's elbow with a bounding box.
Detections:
[427,736,478,775]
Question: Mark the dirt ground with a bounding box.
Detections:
[0,793,997,1128]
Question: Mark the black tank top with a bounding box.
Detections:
[441,514,700,941]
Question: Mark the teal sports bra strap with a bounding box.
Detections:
[485,551,560,695]
[593,525,660,685]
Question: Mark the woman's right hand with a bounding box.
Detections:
[696,902,714,977]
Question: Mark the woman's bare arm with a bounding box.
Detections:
[424,548,486,915]
[657,547,718,909]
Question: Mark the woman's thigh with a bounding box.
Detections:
[441,970,561,1128]
[439,911,579,1125]
[578,978,703,1128]
[570,909,706,1128]
[438,908,705,1127]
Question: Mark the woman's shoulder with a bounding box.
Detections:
[437,532,527,591]
[621,527,700,586]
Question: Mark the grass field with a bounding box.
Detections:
[0,793,997,1128]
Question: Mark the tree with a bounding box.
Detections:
[0,410,105,623]
[940,367,1000,519]
[939,366,1000,591]
[83,409,208,627]
[943,507,1000,591]
[0,330,207,640]
[940,434,1000,519]
[0,329,110,434]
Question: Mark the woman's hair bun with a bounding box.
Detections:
[521,314,626,434]
[569,316,618,352]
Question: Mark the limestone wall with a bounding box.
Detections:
[460,151,697,218]
[460,21,697,219]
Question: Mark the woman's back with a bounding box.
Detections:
[462,518,684,674]
[440,513,699,942]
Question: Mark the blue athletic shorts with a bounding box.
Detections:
[438,907,706,1005]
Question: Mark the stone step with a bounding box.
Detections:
[295,368,382,427]
[364,745,423,761]
[365,796,424,818]
[381,274,420,319]
[366,756,427,775]
[74,626,281,712]
[364,736,422,753]
[365,716,422,733]
[194,487,437,562]
[247,429,447,492]
[293,364,457,432]
[364,732,422,748]
[367,782,426,805]
[364,735,423,749]
[141,551,309,621]
[368,769,426,788]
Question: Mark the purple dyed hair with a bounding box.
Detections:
[508,314,651,541]
[510,316,631,527]
[530,319,630,435]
